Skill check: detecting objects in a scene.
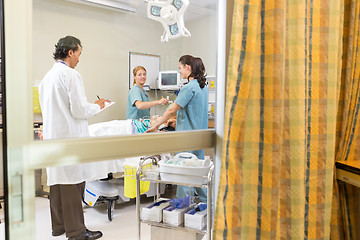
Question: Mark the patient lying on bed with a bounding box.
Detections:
[88,116,176,136]
[88,118,154,135]
[88,119,137,136]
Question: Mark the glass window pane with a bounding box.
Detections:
[33,0,217,142]
[34,147,214,239]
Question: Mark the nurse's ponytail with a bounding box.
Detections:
[179,55,207,89]
[189,57,207,89]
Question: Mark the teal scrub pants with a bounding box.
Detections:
[176,186,207,203]
[175,150,207,202]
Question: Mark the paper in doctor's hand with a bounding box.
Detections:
[95,98,106,109]
[99,101,115,113]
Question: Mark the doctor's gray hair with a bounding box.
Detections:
[53,36,82,60]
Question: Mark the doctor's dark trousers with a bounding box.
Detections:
[49,182,87,237]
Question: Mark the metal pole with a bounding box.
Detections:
[207,167,213,240]
[136,166,141,240]
[155,177,159,200]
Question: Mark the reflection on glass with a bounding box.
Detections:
[34,148,214,236]
[0,57,4,229]
[34,169,49,198]
[145,55,209,136]
[33,0,216,141]
[127,65,170,120]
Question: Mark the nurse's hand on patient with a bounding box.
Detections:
[165,118,176,129]
[145,125,158,133]
[95,98,106,109]
[158,97,169,106]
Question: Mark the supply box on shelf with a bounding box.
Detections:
[184,203,207,230]
[162,204,193,226]
[141,198,170,223]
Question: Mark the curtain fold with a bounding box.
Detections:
[331,0,360,239]
[335,0,360,162]
[214,0,343,239]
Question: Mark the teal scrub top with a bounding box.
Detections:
[126,84,150,120]
[174,79,209,159]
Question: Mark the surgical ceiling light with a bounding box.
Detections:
[65,0,136,13]
[147,0,191,42]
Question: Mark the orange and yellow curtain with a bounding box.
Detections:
[331,0,360,239]
[214,0,344,239]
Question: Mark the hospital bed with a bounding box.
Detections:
[84,120,166,221]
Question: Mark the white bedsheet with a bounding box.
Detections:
[88,119,137,137]
[47,120,139,186]
[87,119,139,175]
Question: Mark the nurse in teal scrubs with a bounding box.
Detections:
[126,66,168,120]
[146,55,209,201]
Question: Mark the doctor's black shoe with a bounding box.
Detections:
[68,229,103,240]
[52,229,65,236]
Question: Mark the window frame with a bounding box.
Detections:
[3,0,226,239]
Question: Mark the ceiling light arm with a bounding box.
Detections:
[147,0,191,42]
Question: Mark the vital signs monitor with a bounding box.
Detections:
[158,71,181,90]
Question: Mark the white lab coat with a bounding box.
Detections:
[39,61,103,186]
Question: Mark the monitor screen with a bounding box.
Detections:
[158,71,180,90]
[161,73,178,85]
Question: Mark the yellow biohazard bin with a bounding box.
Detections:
[33,87,41,113]
[124,160,151,198]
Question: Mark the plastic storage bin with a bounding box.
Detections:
[158,155,212,185]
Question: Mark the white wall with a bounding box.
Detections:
[180,15,217,77]
[33,0,216,124]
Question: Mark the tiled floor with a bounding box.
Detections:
[35,196,152,240]
[0,185,207,240]
[0,193,156,240]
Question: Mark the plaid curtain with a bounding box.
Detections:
[213,0,343,239]
[331,0,360,239]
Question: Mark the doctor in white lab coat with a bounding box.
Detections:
[39,36,105,240]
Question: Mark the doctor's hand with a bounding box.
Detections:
[95,98,106,109]
[158,97,169,106]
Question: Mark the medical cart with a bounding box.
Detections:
[135,156,214,240]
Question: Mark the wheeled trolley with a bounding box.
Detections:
[135,155,214,240]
